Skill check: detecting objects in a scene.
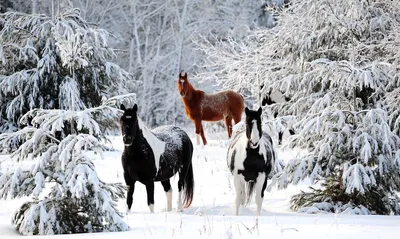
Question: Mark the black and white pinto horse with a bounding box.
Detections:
[227,107,276,216]
[261,89,295,145]
[120,104,194,213]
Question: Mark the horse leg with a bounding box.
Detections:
[124,172,135,212]
[233,174,245,216]
[145,181,155,213]
[161,180,172,212]
[195,119,207,145]
[194,119,203,145]
[224,116,233,138]
[200,124,207,145]
[176,178,184,212]
[126,183,135,212]
[278,131,283,145]
[255,173,267,216]
[232,111,242,125]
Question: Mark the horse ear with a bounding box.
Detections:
[133,104,138,113]
[184,72,187,78]
[120,104,126,111]
[245,107,250,115]
[179,72,182,78]
[257,107,262,115]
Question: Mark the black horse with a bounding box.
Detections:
[120,104,194,212]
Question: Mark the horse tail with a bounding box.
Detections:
[245,181,256,205]
[182,137,194,208]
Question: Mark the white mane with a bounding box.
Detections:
[138,118,166,174]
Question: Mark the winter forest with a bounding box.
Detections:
[1,0,400,237]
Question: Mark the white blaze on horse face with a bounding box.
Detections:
[250,120,260,147]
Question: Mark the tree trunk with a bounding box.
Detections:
[32,0,38,14]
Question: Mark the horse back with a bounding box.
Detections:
[201,90,244,120]
[152,125,193,181]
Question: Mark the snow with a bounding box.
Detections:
[1,134,399,238]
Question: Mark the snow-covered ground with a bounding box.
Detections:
[1,133,399,238]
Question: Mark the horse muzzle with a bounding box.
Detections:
[123,135,133,146]
[249,140,260,148]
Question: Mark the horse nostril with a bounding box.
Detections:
[180,91,185,96]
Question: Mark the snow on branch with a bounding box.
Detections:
[0,9,137,131]
[0,94,135,234]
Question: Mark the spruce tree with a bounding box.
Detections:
[0,8,136,133]
[0,94,136,235]
[196,0,400,214]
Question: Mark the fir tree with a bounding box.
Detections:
[196,0,400,214]
[0,8,137,133]
[0,94,136,235]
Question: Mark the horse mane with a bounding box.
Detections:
[186,80,205,96]
[137,118,166,173]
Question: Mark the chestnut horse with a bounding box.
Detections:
[177,72,244,145]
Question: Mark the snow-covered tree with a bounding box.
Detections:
[0,0,13,13]
[0,94,136,235]
[50,0,270,127]
[196,0,400,214]
[0,8,137,133]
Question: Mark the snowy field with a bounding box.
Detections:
[0,133,399,238]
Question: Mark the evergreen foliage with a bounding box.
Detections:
[0,8,136,133]
[0,94,136,235]
[196,0,400,214]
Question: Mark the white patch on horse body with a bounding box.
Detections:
[228,134,248,173]
[138,118,166,174]
[125,116,132,119]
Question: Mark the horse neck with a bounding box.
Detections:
[125,125,146,154]
[182,83,203,107]
[136,118,165,156]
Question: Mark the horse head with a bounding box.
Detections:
[177,72,189,97]
[120,104,139,146]
[245,107,263,148]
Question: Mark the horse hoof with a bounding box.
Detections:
[149,204,155,213]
